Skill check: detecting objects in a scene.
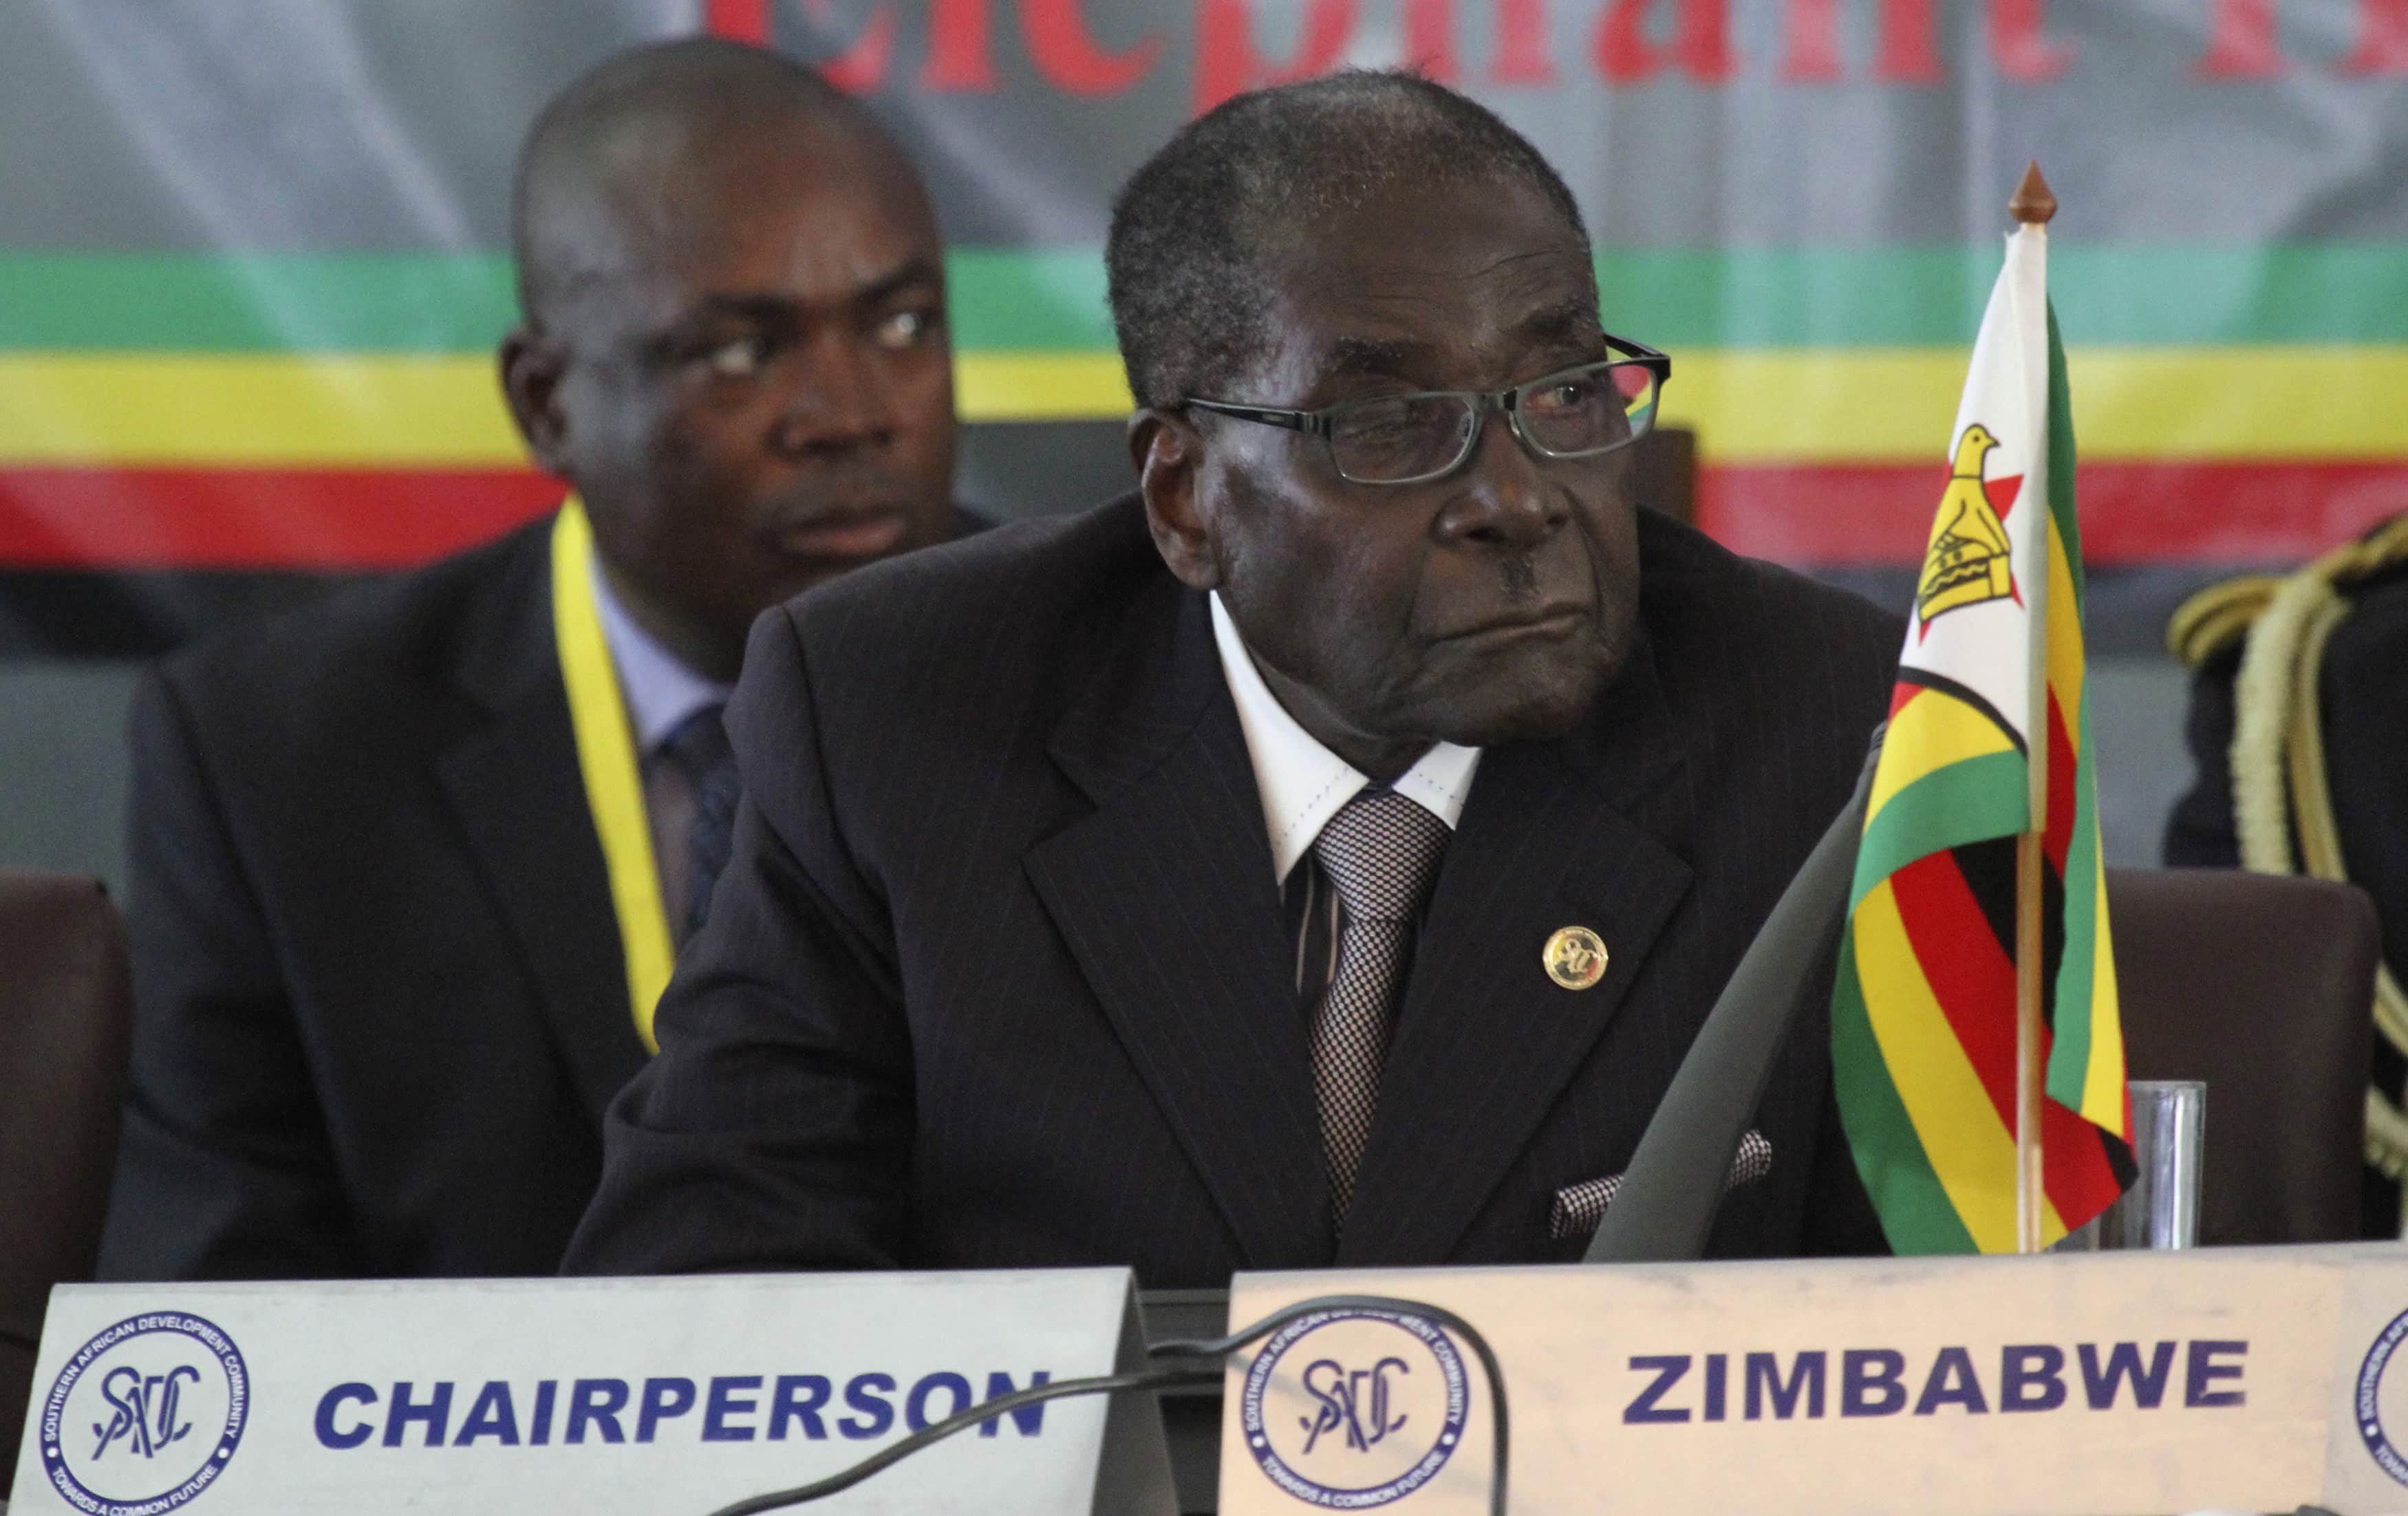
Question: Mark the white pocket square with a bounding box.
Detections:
[1549,1128,1774,1241]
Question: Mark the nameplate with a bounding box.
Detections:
[9,1268,1174,1516]
[1219,1244,2408,1514]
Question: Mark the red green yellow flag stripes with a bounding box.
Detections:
[1831,216,2136,1255]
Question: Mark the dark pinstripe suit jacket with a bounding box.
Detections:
[564,495,1902,1286]
[103,522,649,1281]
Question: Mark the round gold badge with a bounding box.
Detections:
[1542,926,1609,990]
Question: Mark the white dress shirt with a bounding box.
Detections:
[590,559,735,932]
[589,559,735,757]
[1207,591,1482,884]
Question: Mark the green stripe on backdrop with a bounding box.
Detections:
[1830,933,1976,1256]
[6,244,2408,353]
[0,250,1118,354]
[1603,244,2408,350]
[1,253,520,353]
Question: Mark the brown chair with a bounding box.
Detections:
[2108,866,2380,1246]
[0,871,131,1491]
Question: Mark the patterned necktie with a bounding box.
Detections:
[660,704,740,942]
[1309,787,1452,1224]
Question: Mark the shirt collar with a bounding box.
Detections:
[588,556,735,756]
[1208,591,1482,884]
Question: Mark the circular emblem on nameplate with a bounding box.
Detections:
[1239,1307,1469,1508]
[2358,1304,2408,1486]
[40,1311,250,1514]
[1542,926,1609,990]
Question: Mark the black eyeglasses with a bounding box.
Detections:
[1183,336,1671,487]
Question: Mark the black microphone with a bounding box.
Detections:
[1584,723,1886,1264]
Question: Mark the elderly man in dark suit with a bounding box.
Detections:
[566,71,1900,1287]
[98,39,972,1281]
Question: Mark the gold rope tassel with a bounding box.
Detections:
[2200,514,2408,1230]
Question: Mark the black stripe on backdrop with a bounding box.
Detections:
[0,571,372,659]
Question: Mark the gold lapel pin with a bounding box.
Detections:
[1542,926,1609,990]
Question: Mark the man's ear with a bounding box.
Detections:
[1130,407,1220,591]
[499,325,572,475]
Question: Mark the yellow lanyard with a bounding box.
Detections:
[550,499,672,1054]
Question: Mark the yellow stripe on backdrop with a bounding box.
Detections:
[953,352,1133,420]
[1670,347,2408,462]
[3,348,2407,465]
[1852,876,2072,1252]
[0,354,522,465]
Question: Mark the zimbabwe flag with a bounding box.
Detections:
[1831,207,2136,1255]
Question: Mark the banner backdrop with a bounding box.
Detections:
[3,0,2406,651]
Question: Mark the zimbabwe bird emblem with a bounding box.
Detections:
[1915,422,2017,627]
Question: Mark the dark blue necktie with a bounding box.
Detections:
[660,704,740,942]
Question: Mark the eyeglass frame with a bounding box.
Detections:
[1179,335,1673,487]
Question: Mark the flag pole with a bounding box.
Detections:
[2009,162,2058,1255]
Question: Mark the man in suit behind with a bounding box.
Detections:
[566,72,1899,1288]
[99,38,969,1280]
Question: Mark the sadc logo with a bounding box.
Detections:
[1240,1309,1468,1509]
[2358,1305,2408,1487]
[39,1313,249,1515]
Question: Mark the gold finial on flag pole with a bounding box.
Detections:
[2012,156,2054,1255]
[2009,162,2057,226]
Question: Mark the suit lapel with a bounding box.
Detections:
[435,524,649,1123]
[1340,636,1695,1264]
[1024,583,1335,1270]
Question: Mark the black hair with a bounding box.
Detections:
[1105,70,1593,410]
[510,37,878,328]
